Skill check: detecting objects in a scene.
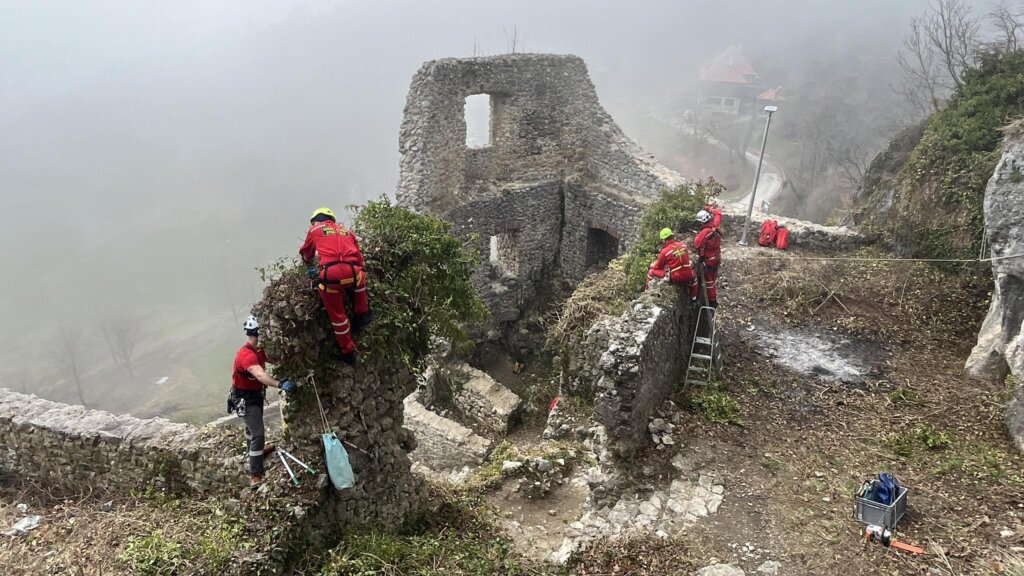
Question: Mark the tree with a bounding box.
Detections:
[54,327,88,406]
[896,0,981,114]
[986,1,1023,54]
[99,312,142,379]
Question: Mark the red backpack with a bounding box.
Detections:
[774,226,790,250]
[758,219,778,247]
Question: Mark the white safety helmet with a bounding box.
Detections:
[243,315,259,332]
[696,209,712,224]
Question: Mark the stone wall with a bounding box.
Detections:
[570,282,693,461]
[451,364,523,435]
[253,274,427,534]
[403,392,492,479]
[964,126,1024,454]
[720,204,866,252]
[397,53,684,331]
[0,390,236,494]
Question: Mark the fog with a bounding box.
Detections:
[0,0,977,419]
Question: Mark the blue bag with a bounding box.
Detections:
[322,432,354,490]
[875,472,900,505]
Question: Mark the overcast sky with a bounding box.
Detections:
[2,0,984,396]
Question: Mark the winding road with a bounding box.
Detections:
[732,150,785,213]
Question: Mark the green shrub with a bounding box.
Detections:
[622,179,722,292]
[354,197,489,368]
[684,387,744,426]
[255,197,488,375]
[118,530,186,576]
[886,51,1024,269]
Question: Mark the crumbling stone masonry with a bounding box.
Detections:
[403,393,492,480]
[397,54,684,329]
[0,390,237,494]
[253,273,426,539]
[566,281,693,461]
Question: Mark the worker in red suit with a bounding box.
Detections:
[300,207,373,366]
[693,205,723,307]
[647,227,698,301]
[230,315,295,489]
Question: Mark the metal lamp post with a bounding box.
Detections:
[738,105,778,246]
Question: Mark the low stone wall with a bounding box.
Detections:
[568,282,692,461]
[0,390,236,494]
[720,205,866,252]
[403,393,492,478]
[450,364,522,435]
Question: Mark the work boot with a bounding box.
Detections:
[249,474,264,489]
[353,310,375,333]
[340,351,358,367]
[262,444,276,457]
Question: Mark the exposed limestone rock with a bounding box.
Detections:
[403,393,492,479]
[697,564,746,576]
[965,126,1024,453]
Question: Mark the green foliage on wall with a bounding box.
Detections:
[254,196,487,376]
[353,197,488,368]
[883,50,1024,267]
[622,179,723,291]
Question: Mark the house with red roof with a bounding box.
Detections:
[698,46,764,115]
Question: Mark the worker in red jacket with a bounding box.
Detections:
[647,227,698,300]
[230,315,295,488]
[693,205,723,307]
[300,207,373,365]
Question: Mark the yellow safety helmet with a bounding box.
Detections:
[659,227,674,241]
[310,207,336,223]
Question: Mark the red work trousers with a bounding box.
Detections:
[647,267,698,299]
[318,263,369,354]
[700,265,718,303]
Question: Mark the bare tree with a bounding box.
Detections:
[986,1,1024,53]
[504,25,520,54]
[54,327,88,406]
[896,0,981,114]
[99,312,143,379]
[896,18,945,115]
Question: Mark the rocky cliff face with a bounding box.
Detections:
[966,123,1024,454]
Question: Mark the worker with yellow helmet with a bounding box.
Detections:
[299,207,373,365]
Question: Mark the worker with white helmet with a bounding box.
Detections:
[693,204,723,307]
[229,315,295,488]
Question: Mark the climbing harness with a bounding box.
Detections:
[309,374,356,490]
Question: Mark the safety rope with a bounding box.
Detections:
[309,373,331,436]
[306,372,373,457]
[732,251,1024,263]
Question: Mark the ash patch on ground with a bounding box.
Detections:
[742,322,882,384]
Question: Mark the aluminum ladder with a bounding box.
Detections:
[685,305,722,386]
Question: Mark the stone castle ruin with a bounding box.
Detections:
[397,53,684,330]
[9,50,996,573]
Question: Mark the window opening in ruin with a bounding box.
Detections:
[465,94,492,148]
[488,232,518,276]
[585,227,619,271]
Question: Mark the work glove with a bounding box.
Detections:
[306,267,319,279]
[280,379,296,393]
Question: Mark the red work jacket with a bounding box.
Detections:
[232,343,267,391]
[694,225,722,268]
[653,239,692,275]
[300,221,365,268]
